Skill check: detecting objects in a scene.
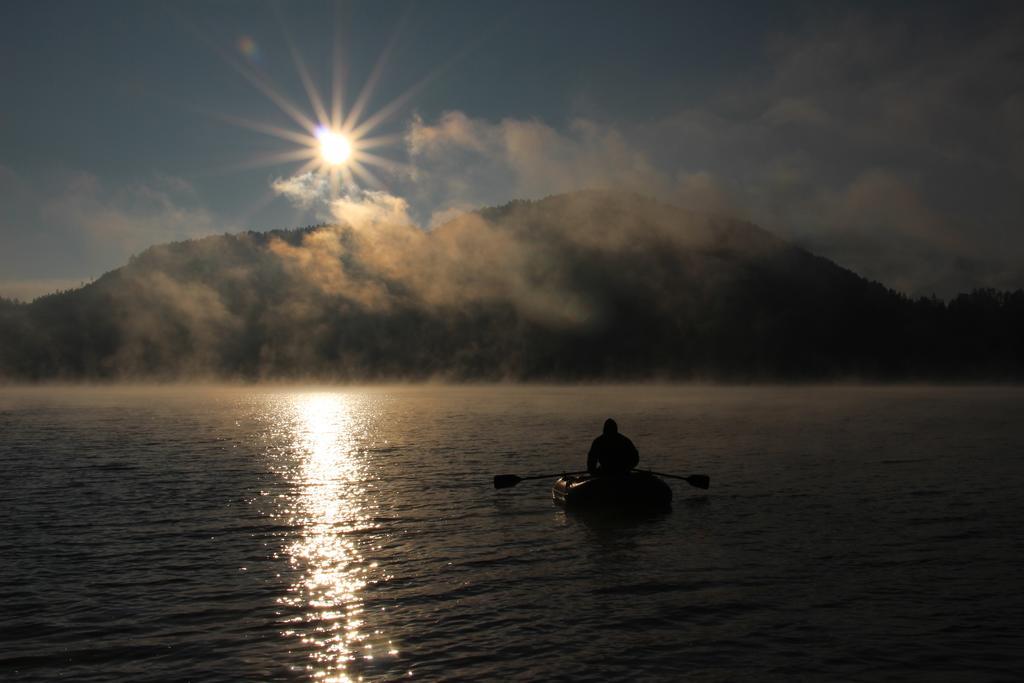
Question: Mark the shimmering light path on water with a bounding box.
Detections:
[1,386,1023,680]
[267,393,388,680]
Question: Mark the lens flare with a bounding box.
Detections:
[237,35,260,63]
[317,127,352,166]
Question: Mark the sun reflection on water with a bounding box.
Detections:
[269,392,392,681]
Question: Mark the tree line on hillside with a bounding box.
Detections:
[1,193,1022,381]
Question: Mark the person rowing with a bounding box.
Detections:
[587,418,639,476]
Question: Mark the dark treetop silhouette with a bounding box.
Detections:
[587,418,640,475]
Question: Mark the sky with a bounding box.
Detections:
[1,0,1022,301]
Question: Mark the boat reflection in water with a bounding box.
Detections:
[268,392,395,681]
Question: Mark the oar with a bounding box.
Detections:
[642,470,710,489]
[494,471,588,489]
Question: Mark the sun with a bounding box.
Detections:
[202,15,438,199]
[316,127,351,166]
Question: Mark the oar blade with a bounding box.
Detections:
[685,474,710,489]
[493,474,523,489]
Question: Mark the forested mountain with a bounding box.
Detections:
[2,191,1022,380]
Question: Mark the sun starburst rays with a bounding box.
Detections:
[195,7,420,201]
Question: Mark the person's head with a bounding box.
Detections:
[603,418,618,435]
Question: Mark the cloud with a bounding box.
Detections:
[270,113,676,229]
[760,97,832,128]
[330,190,413,229]
[751,12,1024,182]
[674,171,734,217]
[270,172,329,208]
[109,270,242,375]
[256,7,1024,299]
[624,8,1024,296]
[405,111,668,211]
[39,172,224,257]
[266,189,641,327]
[0,167,229,297]
[771,14,1024,293]
[427,204,476,230]
[269,223,392,310]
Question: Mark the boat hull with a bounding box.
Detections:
[552,472,672,510]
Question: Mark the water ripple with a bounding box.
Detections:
[2,385,1024,680]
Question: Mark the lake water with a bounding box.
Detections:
[1,385,1022,681]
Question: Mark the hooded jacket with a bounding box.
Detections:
[587,419,639,474]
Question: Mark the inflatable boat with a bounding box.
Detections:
[552,471,673,510]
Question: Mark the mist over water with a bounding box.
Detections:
[2,385,1023,680]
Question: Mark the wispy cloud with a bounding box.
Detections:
[219,6,1024,298]
[270,172,329,208]
[390,9,1024,296]
[39,171,226,256]
[1,167,231,295]
[405,112,667,211]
